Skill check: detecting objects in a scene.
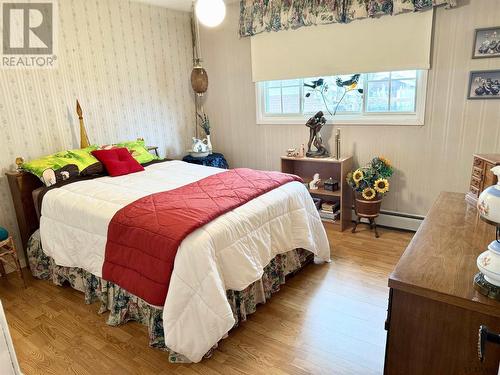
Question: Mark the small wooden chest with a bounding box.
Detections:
[465,154,500,206]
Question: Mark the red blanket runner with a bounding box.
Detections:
[102,168,302,306]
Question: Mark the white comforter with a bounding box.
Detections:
[40,160,330,362]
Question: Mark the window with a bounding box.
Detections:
[257,70,427,126]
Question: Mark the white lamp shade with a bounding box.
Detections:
[195,0,226,28]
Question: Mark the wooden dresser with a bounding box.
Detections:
[466,154,500,205]
[384,192,500,375]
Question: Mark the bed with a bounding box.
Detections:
[7,136,330,364]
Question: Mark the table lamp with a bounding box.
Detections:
[475,165,500,300]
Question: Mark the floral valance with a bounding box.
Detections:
[239,0,457,37]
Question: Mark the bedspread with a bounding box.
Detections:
[103,168,302,307]
[39,160,330,362]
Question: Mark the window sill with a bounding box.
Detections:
[256,115,425,126]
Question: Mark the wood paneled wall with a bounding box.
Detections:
[0,0,194,262]
[200,0,500,216]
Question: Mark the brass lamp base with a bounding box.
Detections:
[474,272,500,301]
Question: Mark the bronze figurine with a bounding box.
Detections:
[305,111,329,158]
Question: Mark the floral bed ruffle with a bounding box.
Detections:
[27,230,313,363]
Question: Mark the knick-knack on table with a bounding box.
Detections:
[309,173,321,190]
[303,74,363,159]
[206,134,213,154]
[197,112,212,154]
[335,128,341,160]
[305,111,329,158]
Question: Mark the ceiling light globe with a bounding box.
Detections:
[195,0,226,28]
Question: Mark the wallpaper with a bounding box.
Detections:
[0,0,195,263]
[201,0,500,217]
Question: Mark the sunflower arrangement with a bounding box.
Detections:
[346,157,393,200]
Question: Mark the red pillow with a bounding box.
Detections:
[91,148,144,177]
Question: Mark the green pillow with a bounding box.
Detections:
[115,139,157,164]
[22,146,99,185]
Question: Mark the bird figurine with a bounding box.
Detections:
[336,74,360,90]
[304,78,325,97]
[304,78,325,90]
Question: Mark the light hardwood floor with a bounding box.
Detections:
[0,225,413,375]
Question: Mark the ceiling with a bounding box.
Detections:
[132,0,237,12]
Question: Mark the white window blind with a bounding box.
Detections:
[250,11,434,83]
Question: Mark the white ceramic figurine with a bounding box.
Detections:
[309,173,321,190]
[189,137,210,158]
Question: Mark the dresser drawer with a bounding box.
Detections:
[469,186,480,198]
[472,167,483,179]
[474,157,485,169]
[471,177,482,190]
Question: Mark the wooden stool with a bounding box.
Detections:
[0,237,26,288]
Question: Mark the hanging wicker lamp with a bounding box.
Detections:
[191,59,208,96]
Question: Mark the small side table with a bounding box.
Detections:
[0,237,26,287]
[182,152,229,169]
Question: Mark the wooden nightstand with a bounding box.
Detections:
[182,153,229,169]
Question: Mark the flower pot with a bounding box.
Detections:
[354,192,382,218]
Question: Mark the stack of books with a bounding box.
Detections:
[319,201,340,222]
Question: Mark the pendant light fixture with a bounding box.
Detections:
[190,0,226,96]
[190,1,225,137]
[195,0,226,28]
[191,2,208,97]
[191,62,208,96]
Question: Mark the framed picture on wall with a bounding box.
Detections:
[472,26,500,58]
[468,70,500,100]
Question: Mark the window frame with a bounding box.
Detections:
[255,70,428,126]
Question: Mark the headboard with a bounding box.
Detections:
[6,171,43,259]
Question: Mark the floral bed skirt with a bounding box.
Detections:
[27,230,313,363]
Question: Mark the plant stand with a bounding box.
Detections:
[352,193,382,238]
[352,215,379,238]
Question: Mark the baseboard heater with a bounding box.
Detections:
[351,209,423,232]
